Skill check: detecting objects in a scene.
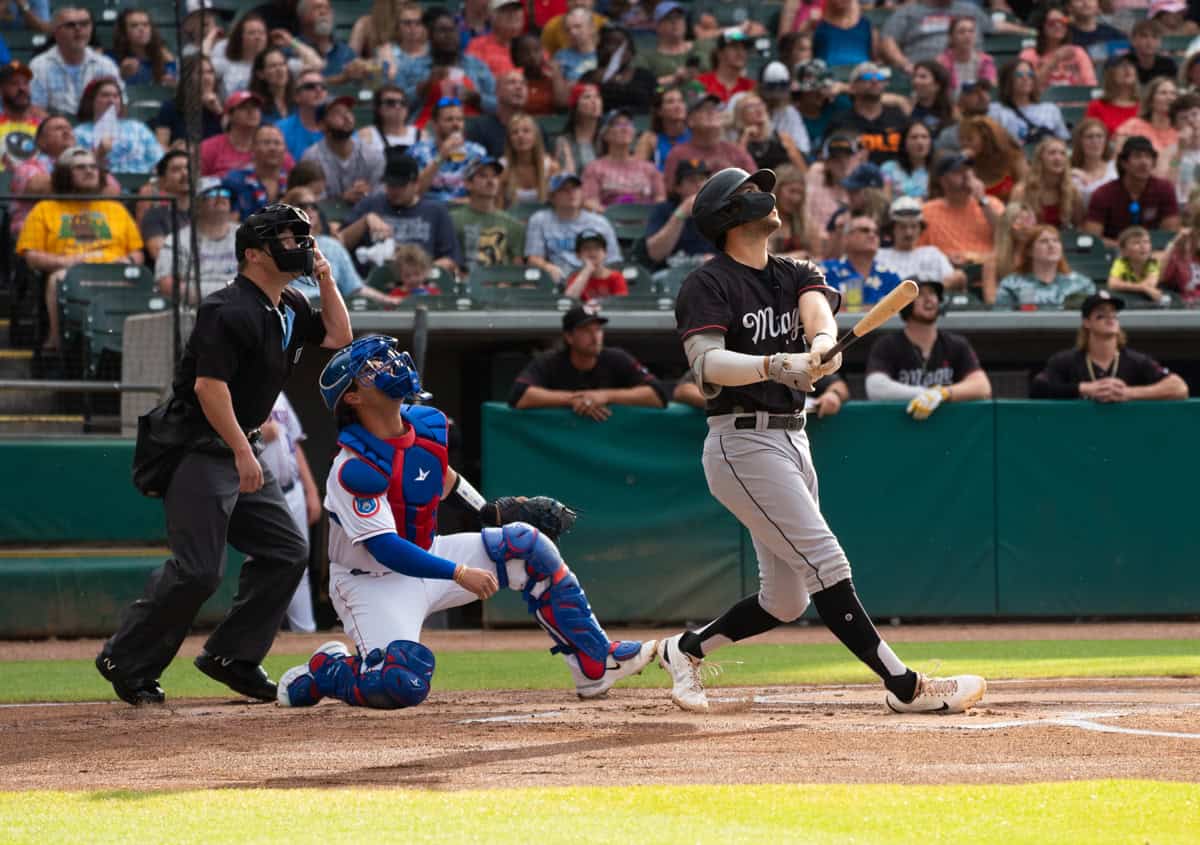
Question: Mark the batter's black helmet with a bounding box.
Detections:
[690,167,777,247]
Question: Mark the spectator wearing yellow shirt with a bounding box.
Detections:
[1106,225,1166,306]
[16,146,144,351]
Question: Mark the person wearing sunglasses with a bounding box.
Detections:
[1084,134,1180,246]
[826,61,909,165]
[276,69,328,161]
[30,7,122,116]
[155,176,240,303]
[1017,7,1096,90]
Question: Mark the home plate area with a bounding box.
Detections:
[2,678,1198,791]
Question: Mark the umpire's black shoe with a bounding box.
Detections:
[194,651,278,701]
[95,654,166,706]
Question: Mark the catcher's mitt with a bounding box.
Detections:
[479,496,578,541]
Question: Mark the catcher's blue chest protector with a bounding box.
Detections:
[337,405,448,551]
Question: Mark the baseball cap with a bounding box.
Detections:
[598,107,635,136]
[56,145,95,167]
[716,29,749,49]
[841,162,883,191]
[688,93,723,115]
[383,151,420,185]
[574,229,607,251]
[488,0,523,11]
[569,82,598,109]
[464,156,504,179]
[1104,51,1138,70]
[759,61,791,89]
[1119,134,1157,159]
[889,195,924,221]
[0,60,32,83]
[182,0,234,20]
[549,172,582,192]
[794,59,831,92]
[224,90,263,115]
[1149,0,1187,16]
[1081,289,1125,317]
[653,1,686,22]
[932,151,973,178]
[675,158,711,183]
[824,133,857,157]
[850,61,891,83]
[959,78,992,94]
[562,302,609,332]
[315,94,356,122]
[197,175,225,196]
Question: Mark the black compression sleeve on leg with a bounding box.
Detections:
[678,594,782,659]
[812,578,918,701]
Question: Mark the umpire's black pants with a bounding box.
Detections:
[102,448,309,682]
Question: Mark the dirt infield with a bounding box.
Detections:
[2,625,1199,792]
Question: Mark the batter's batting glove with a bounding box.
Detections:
[766,353,816,392]
[906,386,949,421]
[480,496,578,542]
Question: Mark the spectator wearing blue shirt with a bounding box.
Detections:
[395,6,496,124]
[525,172,621,285]
[221,124,290,219]
[0,0,50,33]
[553,8,599,81]
[29,8,122,116]
[793,59,851,154]
[644,159,716,267]
[276,68,325,161]
[812,0,875,68]
[296,0,363,82]
[110,10,177,87]
[409,97,488,203]
[822,213,903,310]
[339,152,463,275]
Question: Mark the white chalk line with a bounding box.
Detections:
[458,710,565,724]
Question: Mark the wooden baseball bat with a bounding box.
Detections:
[822,280,920,359]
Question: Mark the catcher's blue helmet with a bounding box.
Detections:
[319,335,431,410]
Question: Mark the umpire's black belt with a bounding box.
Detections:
[733,413,807,432]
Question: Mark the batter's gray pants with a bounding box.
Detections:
[102,449,309,682]
[702,415,852,622]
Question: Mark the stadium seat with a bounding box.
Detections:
[654,264,693,298]
[1060,104,1087,129]
[605,203,655,246]
[318,197,353,225]
[59,263,157,349]
[114,172,147,194]
[1149,229,1176,250]
[1161,34,1192,55]
[1043,85,1100,105]
[466,264,565,308]
[509,200,548,221]
[1069,251,1116,284]
[83,287,168,378]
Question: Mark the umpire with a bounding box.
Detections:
[96,203,352,706]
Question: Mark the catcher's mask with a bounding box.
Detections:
[236,202,316,276]
[320,335,432,410]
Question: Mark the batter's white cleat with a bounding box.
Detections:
[567,640,658,699]
[657,633,710,713]
[885,673,986,714]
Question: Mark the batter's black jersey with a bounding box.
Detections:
[173,275,327,433]
[675,253,841,415]
[866,330,981,388]
[507,347,670,407]
[1030,347,1171,399]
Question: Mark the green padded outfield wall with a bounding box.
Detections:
[480,401,1200,623]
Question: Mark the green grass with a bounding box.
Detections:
[1,781,1196,844]
[1,638,1196,704]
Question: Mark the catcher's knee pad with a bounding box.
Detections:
[349,640,436,710]
[481,522,561,589]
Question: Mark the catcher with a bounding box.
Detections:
[278,335,656,709]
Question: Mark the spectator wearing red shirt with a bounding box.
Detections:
[1084,135,1180,245]
[466,0,526,80]
[565,229,628,301]
[697,31,755,102]
[1084,53,1141,136]
[662,94,756,188]
[200,90,296,177]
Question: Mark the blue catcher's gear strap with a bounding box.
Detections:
[337,424,396,481]
[481,523,613,678]
[310,640,435,710]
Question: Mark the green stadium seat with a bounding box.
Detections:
[535,114,568,143]
[1149,229,1176,250]
[1069,251,1116,284]
[593,292,674,310]
[1161,34,1192,55]
[114,172,148,194]
[466,264,564,308]
[654,264,693,297]
[83,286,168,377]
[509,200,548,221]
[59,263,157,347]
[1060,104,1087,129]
[318,197,354,225]
[1043,85,1100,105]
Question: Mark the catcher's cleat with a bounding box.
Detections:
[567,640,657,699]
[194,651,278,702]
[885,673,986,714]
[95,654,165,706]
[657,634,710,713]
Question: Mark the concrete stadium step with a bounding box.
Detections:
[0,348,58,414]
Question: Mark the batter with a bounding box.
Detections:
[656,167,986,714]
[277,335,655,709]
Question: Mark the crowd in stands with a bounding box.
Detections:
[3,0,1200,398]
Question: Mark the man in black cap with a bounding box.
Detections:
[0,60,45,171]
[97,203,352,706]
[508,303,668,420]
[339,150,462,275]
[935,78,994,153]
[1030,290,1188,401]
[644,158,716,266]
[1085,135,1181,246]
[300,94,385,206]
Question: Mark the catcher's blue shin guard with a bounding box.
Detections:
[311,640,435,709]
[482,523,617,681]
